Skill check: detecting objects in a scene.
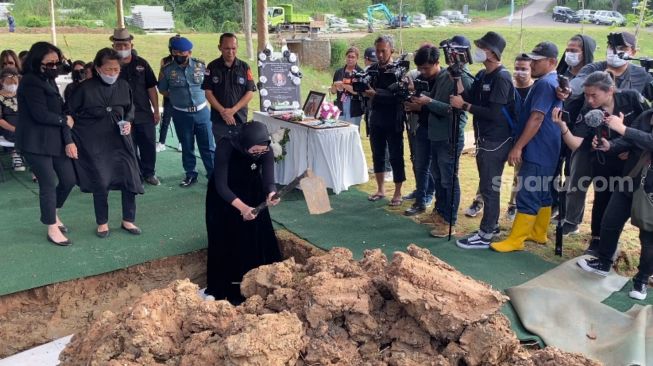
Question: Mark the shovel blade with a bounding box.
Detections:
[299,170,331,214]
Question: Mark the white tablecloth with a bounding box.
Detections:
[254,111,368,194]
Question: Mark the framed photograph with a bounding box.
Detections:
[302,91,325,119]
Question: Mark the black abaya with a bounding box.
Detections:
[205,140,281,303]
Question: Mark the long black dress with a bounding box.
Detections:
[68,76,143,195]
[205,138,281,304]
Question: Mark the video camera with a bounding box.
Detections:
[352,54,417,100]
[352,69,379,94]
[439,39,472,78]
[607,32,653,73]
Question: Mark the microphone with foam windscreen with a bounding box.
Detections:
[584,109,607,148]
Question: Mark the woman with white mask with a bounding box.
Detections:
[68,48,144,238]
[0,67,25,171]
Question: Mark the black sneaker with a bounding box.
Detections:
[472,226,500,235]
[576,257,610,277]
[180,176,197,187]
[629,281,647,300]
[144,175,161,186]
[402,191,417,200]
[583,237,600,257]
[456,233,491,249]
[562,222,580,236]
[464,200,484,218]
[404,204,426,216]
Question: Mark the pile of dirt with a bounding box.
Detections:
[60,245,600,365]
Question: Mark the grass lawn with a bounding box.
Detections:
[1,24,648,275]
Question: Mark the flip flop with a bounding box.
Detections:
[388,198,403,207]
[368,193,385,202]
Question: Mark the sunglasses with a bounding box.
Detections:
[41,61,62,68]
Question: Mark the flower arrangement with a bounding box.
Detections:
[319,102,341,121]
[270,128,290,162]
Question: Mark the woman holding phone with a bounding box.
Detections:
[68,48,143,238]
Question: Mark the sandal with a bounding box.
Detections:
[388,198,403,207]
[368,193,385,202]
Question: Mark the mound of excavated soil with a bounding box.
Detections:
[60,245,600,366]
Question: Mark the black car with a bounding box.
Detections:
[552,7,581,23]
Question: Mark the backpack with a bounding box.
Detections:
[474,68,520,136]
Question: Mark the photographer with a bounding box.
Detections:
[449,32,515,249]
[491,42,562,253]
[410,35,474,237]
[402,45,440,216]
[552,71,648,256]
[365,35,406,206]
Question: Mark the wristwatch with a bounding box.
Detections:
[462,102,470,112]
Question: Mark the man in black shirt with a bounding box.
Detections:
[203,33,257,140]
[364,35,406,206]
[451,31,516,249]
[111,28,161,186]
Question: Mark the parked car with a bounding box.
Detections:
[440,10,471,24]
[552,6,573,19]
[594,10,626,26]
[553,7,581,23]
[576,9,596,22]
[431,16,450,27]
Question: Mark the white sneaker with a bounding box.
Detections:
[12,153,25,172]
[155,142,166,152]
[177,143,183,152]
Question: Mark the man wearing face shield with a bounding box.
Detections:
[449,32,516,249]
[111,28,161,187]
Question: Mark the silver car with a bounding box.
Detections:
[593,10,626,26]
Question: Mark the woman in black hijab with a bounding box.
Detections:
[205,121,282,304]
[68,48,143,238]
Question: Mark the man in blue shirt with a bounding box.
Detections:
[492,42,562,253]
[158,37,215,187]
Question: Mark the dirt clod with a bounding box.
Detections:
[60,245,601,365]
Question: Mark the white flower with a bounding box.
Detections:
[271,129,286,143]
[270,142,283,157]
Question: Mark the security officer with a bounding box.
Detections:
[111,28,161,186]
[203,33,257,140]
[157,34,180,153]
[158,36,215,187]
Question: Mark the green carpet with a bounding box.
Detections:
[270,188,653,344]
[0,143,209,297]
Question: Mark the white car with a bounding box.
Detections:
[576,9,596,22]
[593,10,626,26]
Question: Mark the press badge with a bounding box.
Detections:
[482,84,491,92]
[238,77,245,85]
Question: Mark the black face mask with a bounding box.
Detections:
[174,55,188,65]
[72,70,84,82]
[42,67,59,79]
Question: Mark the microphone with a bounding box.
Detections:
[584,109,606,147]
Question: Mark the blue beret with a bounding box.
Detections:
[171,37,193,52]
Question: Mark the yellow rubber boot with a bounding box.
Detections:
[490,213,536,253]
[527,206,552,245]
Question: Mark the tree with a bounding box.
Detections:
[422,0,442,17]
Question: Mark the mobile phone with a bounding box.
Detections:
[561,110,571,124]
[557,75,570,91]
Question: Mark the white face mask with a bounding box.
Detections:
[513,70,529,79]
[3,83,17,93]
[98,72,119,85]
[472,48,487,63]
[116,49,131,59]
[565,52,581,67]
[606,50,628,68]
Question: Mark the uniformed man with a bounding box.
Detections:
[111,28,161,186]
[158,36,215,187]
[203,33,257,140]
[157,34,180,153]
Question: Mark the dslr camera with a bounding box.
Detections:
[439,39,472,78]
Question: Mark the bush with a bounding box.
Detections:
[330,39,348,67]
[23,16,48,27]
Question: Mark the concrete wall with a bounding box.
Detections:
[287,38,331,71]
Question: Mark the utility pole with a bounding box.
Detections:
[116,0,125,28]
[244,0,254,60]
[49,0,57,45]
[257,0,269,52]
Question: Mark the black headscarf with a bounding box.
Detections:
[230,121,271,158]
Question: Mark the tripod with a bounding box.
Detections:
[448,74,462,241]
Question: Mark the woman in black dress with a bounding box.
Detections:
[68,48,143,238]
[205,121,282,304]
[16,42,76,246]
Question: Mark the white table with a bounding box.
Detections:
[254,111,368,194]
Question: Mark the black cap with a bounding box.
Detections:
[450,35,471,48]
[364,47,377,62]
[474,31,506,61]
[608,31,637,48]
[522,41,559,60]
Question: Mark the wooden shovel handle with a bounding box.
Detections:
[251,170,308,215]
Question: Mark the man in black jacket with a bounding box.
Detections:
[112,28,161,186]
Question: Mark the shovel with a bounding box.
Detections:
[251,169,332,215]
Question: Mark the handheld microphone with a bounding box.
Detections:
[584,109,606,147]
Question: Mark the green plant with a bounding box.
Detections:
[23,16,48,28]
[330,39,348,68]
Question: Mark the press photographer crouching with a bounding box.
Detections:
[450,31,516,249]
[556,105,653,300]
[364,35,406,206]
[409,36,474,237]
[402,45,440,216]
[553,71,648,255]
